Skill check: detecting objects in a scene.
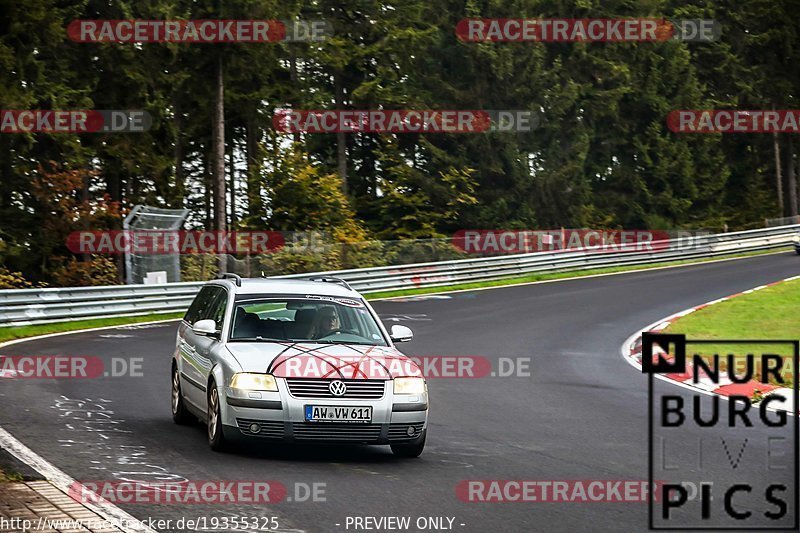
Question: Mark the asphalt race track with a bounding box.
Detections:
[1,252,799,533]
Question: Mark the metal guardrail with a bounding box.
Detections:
[1,225,798,327]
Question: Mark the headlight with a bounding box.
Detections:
[230,373,278,391]
[393,377,426,395]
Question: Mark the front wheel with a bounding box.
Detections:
[171,364,193,425]
[390,430,426,458]
[207,381,227,452]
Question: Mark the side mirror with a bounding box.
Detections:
[389,324,413,343]
[193,319,218,337]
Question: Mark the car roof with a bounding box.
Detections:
[208,278,360,298]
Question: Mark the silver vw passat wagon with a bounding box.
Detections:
[171,274,428,457]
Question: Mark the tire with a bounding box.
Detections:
[207,380,227,452]
[795,248,800,255]
[390,429,426,458]
[171,364,193,425]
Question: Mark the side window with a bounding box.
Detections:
[206,288,228,331]
[184,287,216,324]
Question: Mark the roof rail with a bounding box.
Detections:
[219,273,242,287]
[305,276,353,291]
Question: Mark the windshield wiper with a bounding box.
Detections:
[312,340,380,346]
[229,337,288,342]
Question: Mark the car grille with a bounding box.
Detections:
[285,378,386,399]
[288,422,425,443]
[236,418,285,438]
[291,423,383,442]
[235,418,424,442]
[388,422,425,442]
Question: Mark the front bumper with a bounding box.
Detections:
[229,420,426,444]
[222,378,428,444]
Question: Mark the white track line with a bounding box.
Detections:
[371,249,790,300]
[0,320,308,533]
[0,318,179,350]
[0,426,157,533]
[620,275,800,410]
[0,320,177,532]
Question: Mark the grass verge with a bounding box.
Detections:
[0,468,24,483]
[0,313,184,344]
[665,277,799,388]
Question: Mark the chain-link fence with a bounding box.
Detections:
[124,206,189,284]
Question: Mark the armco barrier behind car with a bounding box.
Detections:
[0,224,797,327]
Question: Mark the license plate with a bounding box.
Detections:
[304,405,372,423]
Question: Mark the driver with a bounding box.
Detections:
[309,306,341,339]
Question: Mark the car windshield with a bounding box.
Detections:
[229,296,388,346]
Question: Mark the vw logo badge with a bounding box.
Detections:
[329,380,347,397]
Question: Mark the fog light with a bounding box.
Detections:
[249,423,261,434]
[407,426,416,436]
